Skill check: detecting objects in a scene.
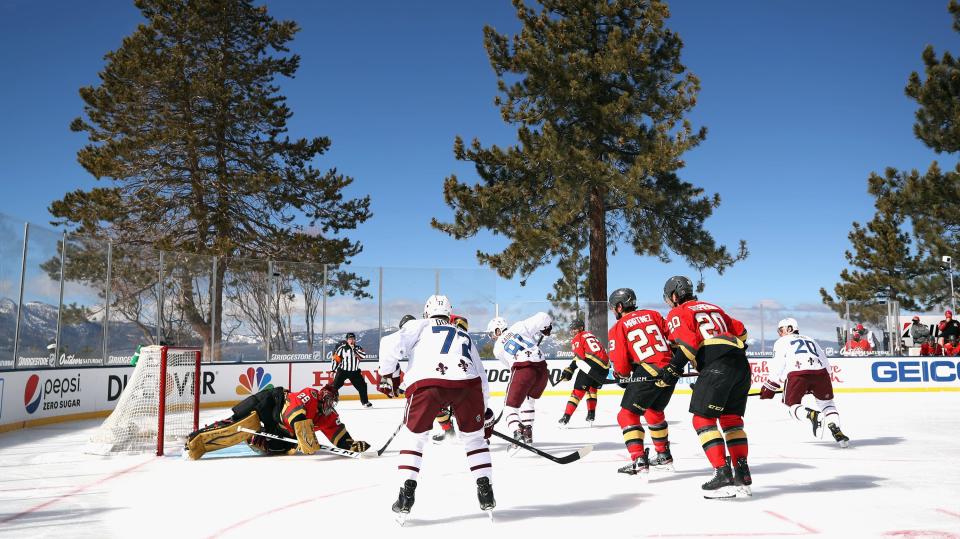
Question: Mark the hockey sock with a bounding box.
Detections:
[565,388,585,416]
[521,398,536,432]
[719,414,748,462]
[586,388,598,412]
[462,429,492,481]
[618,407,646,460]
[644,409,669,454]
[816,399,841,428]
[692,415,727,468]
[397,427,429,481]
[505,405,521,432]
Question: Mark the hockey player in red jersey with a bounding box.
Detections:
[184,384,369,459]
[653,276,753,498]
[558,318,609,427]
[606,288,676,476]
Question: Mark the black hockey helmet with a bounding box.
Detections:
[570,318,585,333]
[663,275,695,307]
[608,288,637,314]
[398,314,416,328]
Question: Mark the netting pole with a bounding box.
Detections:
[53,231,66,367]
[378,267,383,347]
[321,264,327,362]
[193,350,201,431]
[13,222,29,367]
[103,241,112,366]
[157,346,168,456]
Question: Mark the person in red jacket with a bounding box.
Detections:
[558,318,609,427]
[185,384,369,459]
[607,288,676,476]
[652,276,753,499]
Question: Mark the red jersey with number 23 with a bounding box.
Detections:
[665,301,747,366]
[607,309,672,377]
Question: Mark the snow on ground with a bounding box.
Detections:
[1,392,959,538]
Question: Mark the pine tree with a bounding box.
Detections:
[49,0,371,358]
[432,0,746,331]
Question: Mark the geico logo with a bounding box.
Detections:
[44,374,81,399]
[871,360,959,382]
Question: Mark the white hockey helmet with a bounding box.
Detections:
[423,295,452,319]
[777,317,799,333]
[486,317,508,336]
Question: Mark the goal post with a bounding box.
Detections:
[87,345,202,456]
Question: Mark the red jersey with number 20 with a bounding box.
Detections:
[665,300,747,367]
[607,309,672,377]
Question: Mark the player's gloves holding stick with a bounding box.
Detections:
[760,379,780,399]
[483,408,496,440]
[640,362,683,388]
[350,440,371,453]
[560,362,576,382]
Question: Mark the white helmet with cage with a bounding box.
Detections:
[423,295,452,319]
[486,317,508,336]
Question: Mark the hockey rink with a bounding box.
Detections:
[1,391,958,538]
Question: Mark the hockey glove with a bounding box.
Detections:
[377,374,398,398]
[560,362,575,382]
[483,408,496,440]
[657,363,685,388]
[760,379,781,400]
[349,440,370,453]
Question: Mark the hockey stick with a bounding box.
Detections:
[377,422,404,456]
[600,371,699,386]
[747,389,784,398]
[490,429,592,464]
[237,427,371,459]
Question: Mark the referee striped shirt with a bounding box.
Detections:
[332,342,365,371]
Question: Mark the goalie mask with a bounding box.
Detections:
[317,385,338,416]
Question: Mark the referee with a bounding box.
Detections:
[331,332,371,407]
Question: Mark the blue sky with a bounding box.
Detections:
[0,1,953,323]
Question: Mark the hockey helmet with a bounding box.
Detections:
[398,314,416,328]
[662,276,695,307]
[777,317,799,334]
[486,317,508,337]
[570,318,585,333]
[450,314,469,331]
[608,287,637,315]
[317,384,339,416]
[423,294,452,319]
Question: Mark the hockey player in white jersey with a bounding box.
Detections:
[379,295,495,523]
[761,318,850,448]
[493,312,552,451]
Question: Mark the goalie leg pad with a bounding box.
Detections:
[186,411,260,460]
[294,418,321,455]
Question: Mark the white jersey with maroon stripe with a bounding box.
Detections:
[379,317,489,403]
[493,312,551,369]
[770,332,832,383]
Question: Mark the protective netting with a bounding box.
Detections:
[86,346,200,455]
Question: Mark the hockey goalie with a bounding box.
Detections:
[184,384,369,459]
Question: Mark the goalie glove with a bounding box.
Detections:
[760,379,781,400]
[349,440,370,453]
[293,418,321,455]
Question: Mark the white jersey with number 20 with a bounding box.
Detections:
[770,332,832,384]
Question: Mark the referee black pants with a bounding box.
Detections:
[333,369,370,404]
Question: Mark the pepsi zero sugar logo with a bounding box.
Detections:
[23,373,82,414]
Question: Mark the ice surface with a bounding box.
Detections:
[1,392,959,538]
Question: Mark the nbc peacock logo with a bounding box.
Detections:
[236,367,273,395]
[24,374,41,414]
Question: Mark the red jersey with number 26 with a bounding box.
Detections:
[607,309,672,377]
[665,300,747,366]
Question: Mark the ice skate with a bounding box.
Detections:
[617,448,650,476]
[732,456,752,497]
[650,444,674,472]
[702,464,737,499]
[391,479,416,525]
[805,408,823,438]
[522,424,533,444]
[585,409,595,426]
[828,423,850,448]
[477,476,496,519]
[363,402,373,408]
[558,414,571,429]
[508,428,524,456]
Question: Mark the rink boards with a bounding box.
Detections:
[1,356,958,432]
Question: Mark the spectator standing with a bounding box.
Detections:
[332,332,371,407]
[938,311,960,352]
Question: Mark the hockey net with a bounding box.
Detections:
[86,346,201,456]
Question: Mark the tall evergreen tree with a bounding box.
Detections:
[49,0,371,358]
[824,1,960,318]
[433,0,745,331]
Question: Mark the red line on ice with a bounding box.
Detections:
[764,510,819,534]
[937,508,960,519]
[0,457,155,524]
[206,484,375,538]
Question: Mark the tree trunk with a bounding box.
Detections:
[587,185,608,337]
[212,259,225,361]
